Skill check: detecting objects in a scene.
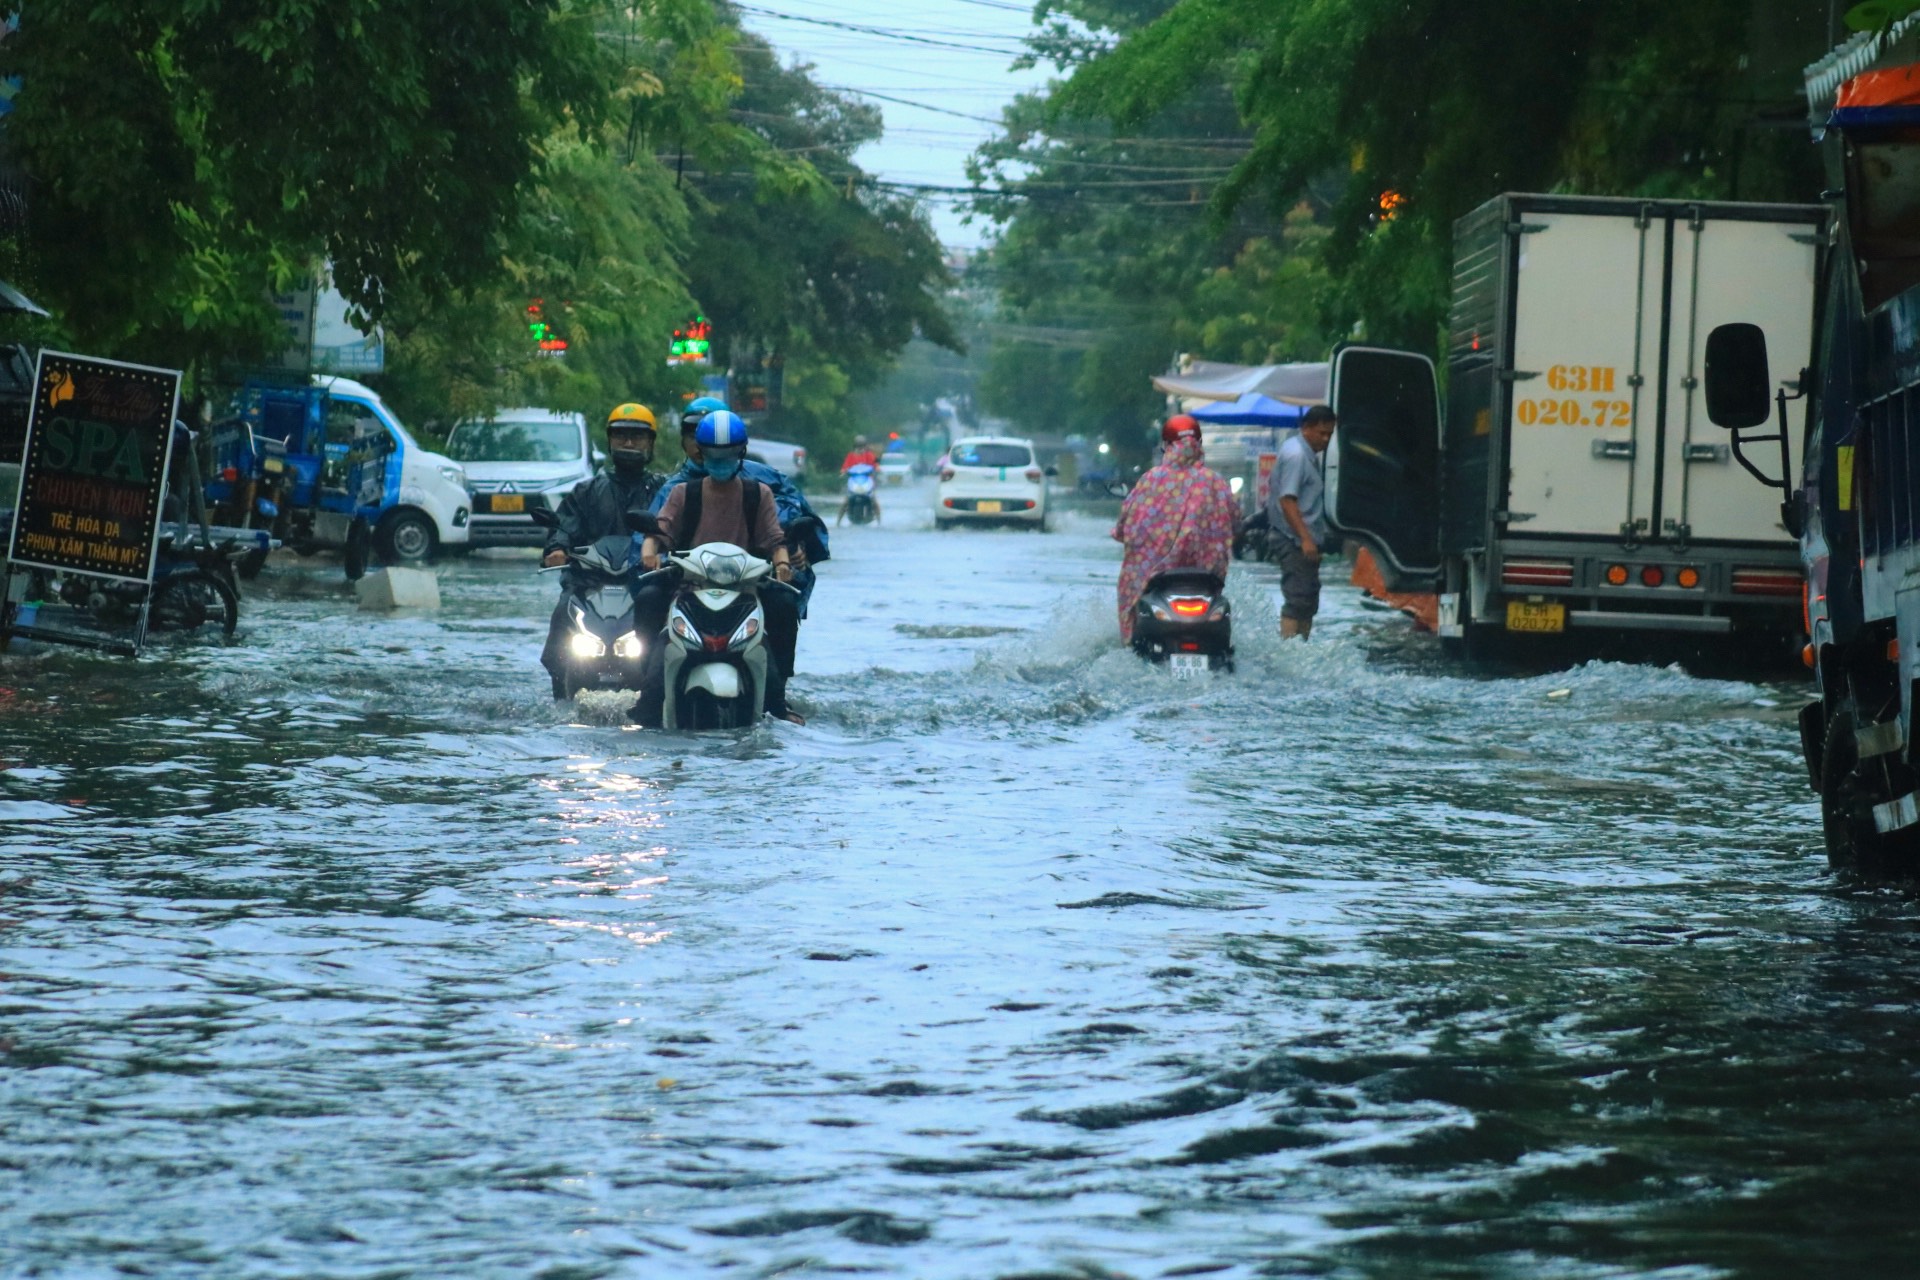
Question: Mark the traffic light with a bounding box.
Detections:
[526,299,568,354]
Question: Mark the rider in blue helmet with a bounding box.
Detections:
[634,410,807,725]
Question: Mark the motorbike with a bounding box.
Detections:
[1131,567,1234,676]
[1234,508,1276,562]
[530,507,647,699]
[635,537,799,730]
[843,463,878,525]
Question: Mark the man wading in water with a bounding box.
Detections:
[1268,404,1336,640]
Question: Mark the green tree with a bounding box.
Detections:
[0,0,610,369]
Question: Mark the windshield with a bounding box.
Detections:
[951,442,1031,468]
[445,419,583,463]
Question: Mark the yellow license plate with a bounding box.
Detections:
[490,494,525,513]
[1506,601,1566,633]
[975,500,1002,514]
[262,457,284,474]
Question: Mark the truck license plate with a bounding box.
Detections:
[490,494,525,514]
[975,500,1002,514]
[1168,653,1209,677]
[1505,601,1566,633]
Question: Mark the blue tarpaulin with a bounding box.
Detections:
[1189,393,1305,426]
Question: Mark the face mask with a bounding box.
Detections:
[609,435,653,471]
[705,453,743,481]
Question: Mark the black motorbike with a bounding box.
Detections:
[531,508,647,699]
[1131,567,1233,675]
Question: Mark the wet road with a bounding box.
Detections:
[4,484,1918,1278]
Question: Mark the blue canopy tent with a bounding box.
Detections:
[1189,393,1305,427]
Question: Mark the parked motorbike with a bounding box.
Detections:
[843,463,878,525]
[1131,568,1234,675]
[627,511,796,729]
[530,507,647,699]
[1234,508,1276,562]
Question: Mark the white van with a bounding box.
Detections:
[445,409,598,548]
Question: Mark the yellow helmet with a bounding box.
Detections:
[607,403,656,430]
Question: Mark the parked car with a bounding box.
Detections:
[936,436,1052,530]
[444,409,598,548]
[747,438,807,482]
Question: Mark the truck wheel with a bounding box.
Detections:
[344,517,372,581]
[375,509,436,566]
[1820,701,1919,879]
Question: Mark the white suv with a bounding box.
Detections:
[445,409,597,548]
[936,436,1051,530]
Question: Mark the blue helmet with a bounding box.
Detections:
[681,395,728,430]
[695,410,748,447]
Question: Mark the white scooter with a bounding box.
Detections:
[648,541,785,730]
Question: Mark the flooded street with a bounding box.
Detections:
[4,485,1917,1278]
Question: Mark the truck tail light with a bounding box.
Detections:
[1731,567,1803,597]
[1502,559,1574,588]
[1677,567,1701,589]
[1640,565,1665,587]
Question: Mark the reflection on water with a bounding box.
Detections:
[3,503,1914,1278]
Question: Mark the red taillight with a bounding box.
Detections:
[1731,567,1803,597]
[221,466,239,482]
[1640,565,1665,588]
[794,449,806,468]
[1169,598,1209,617]
[942,498,955,508]
[1024,467,1043,482]
[939,468,955,482]
[1501,559,1574,588]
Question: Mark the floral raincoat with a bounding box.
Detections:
[1111,434,1238,642]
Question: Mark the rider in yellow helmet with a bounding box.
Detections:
[541,403,665,696]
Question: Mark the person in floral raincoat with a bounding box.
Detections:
[1111,415,1239,643]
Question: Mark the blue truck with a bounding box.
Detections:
[1702,21,1920,876]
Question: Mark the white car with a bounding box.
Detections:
[747,438,807,481]
[936,436,1051,530]
[878,449,914,485]
[445,408,598,548]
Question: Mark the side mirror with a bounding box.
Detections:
[528,506,560,530]
[1704,323,1773,430]
[624,508,660,537]
[591,448,608,467]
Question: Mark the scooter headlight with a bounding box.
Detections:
[728,609,763,651]
[669,609,697,647]
[569,631,607,659]
[612,631,644,660]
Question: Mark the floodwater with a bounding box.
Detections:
[3,486,1918,1279]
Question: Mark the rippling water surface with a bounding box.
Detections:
[4,490,1918,1279]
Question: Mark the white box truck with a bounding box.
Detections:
[1328,194,1824,653]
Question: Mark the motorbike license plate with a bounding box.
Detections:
[262,457,284,474]
[1168,653,1210,678]
[1505,601,1566,633]
[975,500,1003,514]
[489,494,526,514]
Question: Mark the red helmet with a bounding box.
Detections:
[1161,414,1201,445]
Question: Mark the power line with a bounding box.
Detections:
[733,5,1034,55]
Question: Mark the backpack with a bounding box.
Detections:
[677,477,764,549]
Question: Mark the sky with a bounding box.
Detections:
[733,0,1058,249]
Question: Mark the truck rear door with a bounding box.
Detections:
[1505,211,1661,539]
[1326,345,1441,589]
[1662,213,1818,544]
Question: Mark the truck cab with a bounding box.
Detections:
[214,377,470,569]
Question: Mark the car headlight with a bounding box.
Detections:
[569,631,607,659]
[728,610,763,651]
[612,631,644,660]
[438,463,466,487]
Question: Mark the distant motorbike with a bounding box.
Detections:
[530,507,646,699]
[1234,508,1276,562]
[843,463,878,525]
[636,538,796,730]
[1131,567,1234,675]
